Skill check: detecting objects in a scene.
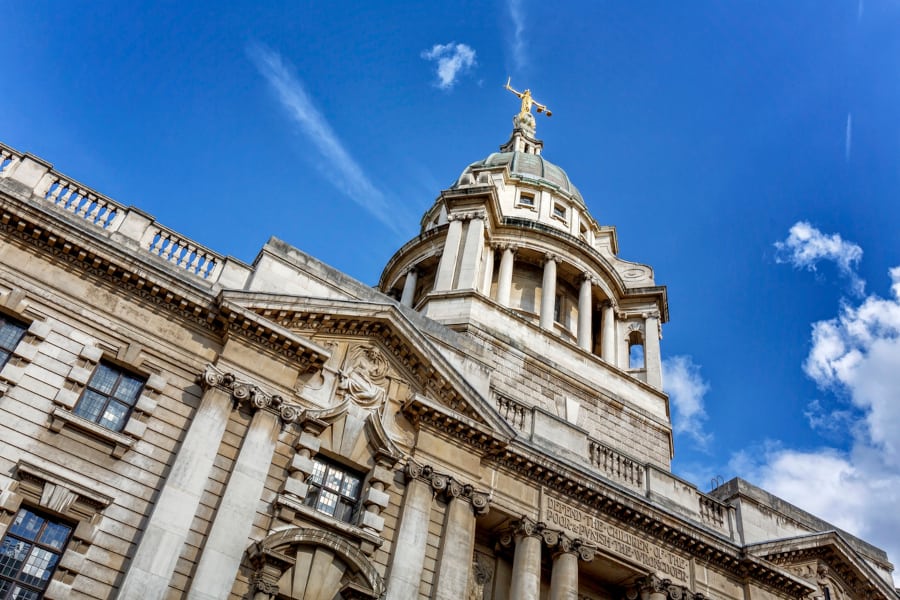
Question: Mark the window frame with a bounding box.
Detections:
[552,202,567,222]
[517,191,536,209]
[303,457,364,525]
[72,361,145,433]
[0,315,27,372]
[0,507,72,599]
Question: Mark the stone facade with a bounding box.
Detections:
[0,123,896,600]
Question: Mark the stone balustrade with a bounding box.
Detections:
[698,494,727,529]
[0,141,239,286]
[496,394,532,433]
[588,439,645,492]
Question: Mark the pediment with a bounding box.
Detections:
[747,532,898,600]
[219,291,516,450]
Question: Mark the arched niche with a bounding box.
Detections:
[247,527,385,600]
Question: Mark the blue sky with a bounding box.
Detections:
[4,0,900,567]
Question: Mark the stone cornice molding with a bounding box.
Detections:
[447,210,486,222]
[200,363,305,426]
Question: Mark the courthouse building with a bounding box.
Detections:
[0,97,897,600]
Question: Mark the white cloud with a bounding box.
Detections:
[421,43,477,90]
[663,355,711,447]
[247,43,403,233]
[774,221,865,294]
[737,261,900,567]
[507,0,527,72]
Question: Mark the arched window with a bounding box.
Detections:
[628,330,644,370]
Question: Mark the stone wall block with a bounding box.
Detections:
[145,373,167,393]
[290,454,315,476]
[296,431,321,454]
[282,477,309,499]
[365,487,390,509]
[360,510,385,533]
[66,366,93,386]
[12,342,39,362]
[78,345,103,363]
[52,388,79,409]
[134,394,158,415]
[27,320,52,340]
[123,417,147,439]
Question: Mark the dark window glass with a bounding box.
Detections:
[304,458,363,524]
[0,508,71,599]
[0,317,27,371]
[72,362,144,432]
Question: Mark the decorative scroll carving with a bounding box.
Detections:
[199,363,304,426]
[405,460,491,515]
[500,517,597,563]
[467,551,494,600]
[626,575,709,600]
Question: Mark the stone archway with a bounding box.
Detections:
[247,527,385,600]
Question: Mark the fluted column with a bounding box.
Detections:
[549,535,579,600]
[400,268,418,307]
[435,216,464,290]
[189,407,281,599]
[119,365,232,600]
[496,245,516,306]
[385,462,435,600]
[433,481,491,600]
[508,518,543,600]
[644,313,662,388]
[577,275,593,351]
[601,302,616,364]
[540,255,559,330]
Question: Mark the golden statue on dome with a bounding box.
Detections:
[505,77,552,118]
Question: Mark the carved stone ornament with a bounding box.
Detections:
[198,363,305,426]
[467,551,494,600]
[338,345,390,409]
[405,460,492,515]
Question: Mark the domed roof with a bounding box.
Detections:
[455,150,585,206]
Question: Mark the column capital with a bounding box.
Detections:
[405,266,418,276]
[405,461,491,515]
[581,272,599,285]
[494,242,518,253]
[543,252,561,265]
[198,363,305,426]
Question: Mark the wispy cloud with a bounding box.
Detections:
[845,112,853,162]
[247,43,402,233]
[507,0,527,72]
[663,355,712,448]
[421,43,477,90]
[774,221,865,295]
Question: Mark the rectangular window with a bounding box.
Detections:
[73,362,144,432]
[552,203,567,220]
[304,458,363,523]
[518,192,535,207]
[0,508,71,599]
[0,316,27,371]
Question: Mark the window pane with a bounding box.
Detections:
[99,400,129,431]
[340,474,361,500]
[19,547,58,588]
[38,523,70,552]
[113,375,143,404]
[0,539,30,578]
[10,585,41,600]
[315,490,339,516]
[0,580,9,596]
[9,512,43,542]
[73,390,107,423]
[0,320,26,350]
[309,460,326,485]
[324,467,343,493]
[88,364,118,394]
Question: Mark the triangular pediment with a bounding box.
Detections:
[747,532,898,600]
[219,291,516,451]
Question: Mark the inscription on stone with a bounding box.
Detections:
[543,495,689,583]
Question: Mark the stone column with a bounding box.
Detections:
[400,268,418,307]
[456,215,485,290]
[434,216,464,291]
[118,365,233,600]
[385,462,435,600]
[508,518,543,600]
[633,575,670,600]
[188,407,281,600]
[481,244,495,296]
[433,481,490,600]
[577,275,593,351]
[600,303,616,364]
[496,246,516,307]
[549,535,579,600]
[644,313,662,388]
[540,255,559,330]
